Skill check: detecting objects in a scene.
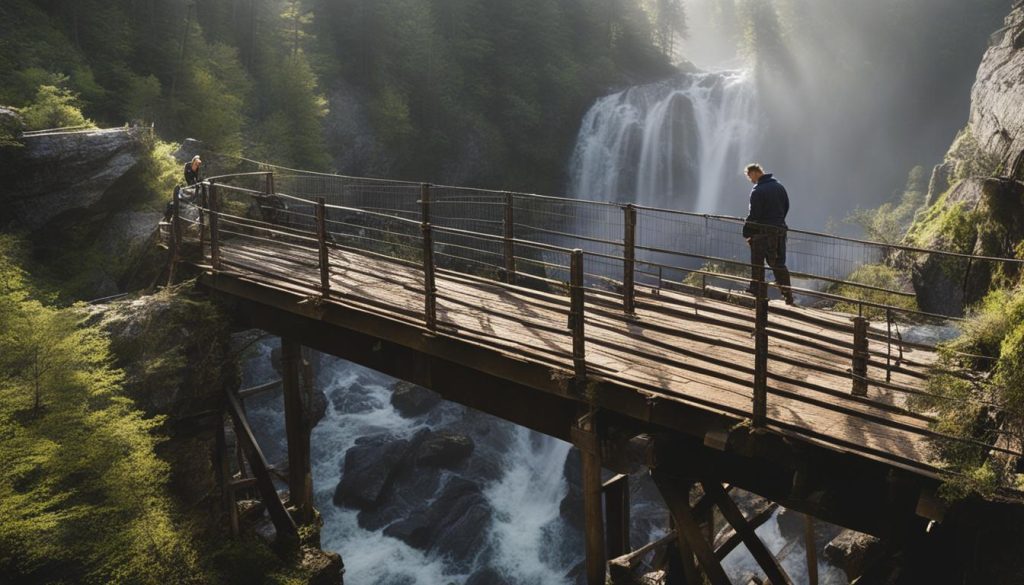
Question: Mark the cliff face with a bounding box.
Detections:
[0,126,150,230]
[969,3,1024,182]
[911,2,1024,315]
[0,123,169,299]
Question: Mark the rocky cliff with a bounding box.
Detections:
[911,1,1024,315]
[0,120,173,299]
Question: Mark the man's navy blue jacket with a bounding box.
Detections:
[743,174,789,238]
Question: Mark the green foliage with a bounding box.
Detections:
[830,264,917,319]
[905,195,982,255]
[948,128,1004,181]
[19,84,94,131]
[919,285,1024,498]
[0,234,204,583]
[846,166,927,244]
[682,259,748,288]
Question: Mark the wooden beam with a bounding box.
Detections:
[316,197,330,298]
[852,316,869,396]
[238,378,282,399]
[570,249,586,383]
[504,191,515,284]
[713,500,779,560]
[651,471,731,585]
[623,204,637,314]
[603,473,630,560]
[805,513,819,585]
[608,529,678,583]
[225,391,298,543]
[282,339,313,523]
[702,481,792,585]
[576,414,606,585]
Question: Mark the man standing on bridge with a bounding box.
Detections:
[743,163,794,305]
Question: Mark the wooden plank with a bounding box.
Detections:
[204,235,950,472]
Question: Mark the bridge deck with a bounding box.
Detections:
[209,237,941,473]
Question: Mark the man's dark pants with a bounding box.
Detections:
[748,229,792,300]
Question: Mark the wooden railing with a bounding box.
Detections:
[166,171,1024,472]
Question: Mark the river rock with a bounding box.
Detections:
[333,434,411,508]
[300,545,345,585]
[824,529,883,580]
[349,429,444,531]
[415,431,474,468]
[383,477,493,570]
[559,448,584,531]
[390,381,441,417]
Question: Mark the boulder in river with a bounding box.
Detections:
[333,434,411,509]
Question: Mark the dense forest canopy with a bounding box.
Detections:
[0,0,683,191]
[1,0,1013,204]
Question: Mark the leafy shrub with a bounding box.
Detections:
[19,84,94,131]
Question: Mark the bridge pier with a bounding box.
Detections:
[572,411,606,585]
[282,338,314,523]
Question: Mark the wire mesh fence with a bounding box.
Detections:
[168,165,1024,478]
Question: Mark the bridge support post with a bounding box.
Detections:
[504,191,516,285]
[166,185,181,286]
[570,249,586,383]
[422,222,437,331]
[623,204,637,315]
[420,182,431,225]
[752,237,769,427]
[573,412,605,585]
[603,474,630,560]
[264,171,275,197]
[282,339,313,523]
[852,316,869,396]
[198,182,207,259]
[316,197,330,298]
[209,181,221,271]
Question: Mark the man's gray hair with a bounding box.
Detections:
[744,163,764,175]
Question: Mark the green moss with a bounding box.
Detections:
[920,284,1024,498]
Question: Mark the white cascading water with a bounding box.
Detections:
[568,70,759,214]
[485,429,573,585]
[243,339,577,584]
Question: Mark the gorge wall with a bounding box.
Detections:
[910,1,1024,315]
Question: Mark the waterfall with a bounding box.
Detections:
[568,70,759,214]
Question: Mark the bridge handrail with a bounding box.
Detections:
[209,154,1023,266]
[173,171,1024,480]
[195,172,981,322]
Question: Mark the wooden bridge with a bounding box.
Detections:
[165,167,1021,584]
